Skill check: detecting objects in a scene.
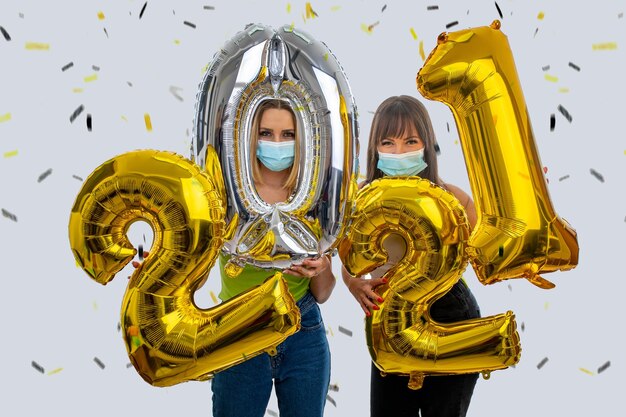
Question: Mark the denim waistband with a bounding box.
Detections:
[296,291,317,315]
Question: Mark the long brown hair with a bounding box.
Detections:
[250,99,300,191]
[365,95,441,186]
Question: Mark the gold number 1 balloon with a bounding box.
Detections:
[417,21,579,288]
[339,178,520,390]
[68,148,300,386]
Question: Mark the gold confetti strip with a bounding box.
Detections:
[25,42,50,50]
[544,74,558,82]
[558,87,570,93]
[144,113,153,131]
[360,23,373,34]
[174,39,181,45]
[121,115,128,122]
[327,326,334,337]
[305,2,318,19]
[0,112,11,123]
[592,42,617,50]
[367,21,380,32]
[4,150,18,158]
[544,301,549,310]
[323,53,329,61]
[72,88,83,93]
[410,27,418,40]
[537,11,545,20]
[47,368,63,375]
[97,11,105,20]
[84,73,98,82]
[419,40,425,61]
[579,367,594,375]
[210,291,218,305]
[200,63,209,75]
[93,301,98,310]
[330,5,341,11]
[286,3,291,13]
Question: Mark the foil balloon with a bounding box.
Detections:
[417,21,579,289]
[69,149,300,387]
[339,178,521,390]
[192,23,358,275]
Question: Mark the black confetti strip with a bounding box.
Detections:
[143,233,146,243]
[169,86,184,101]
[31,361,45,374]
[558,175,570,182]
[338,326,353,337]
[1,208,17,222]
[381,5,387,12]
[326,395,337,407]
[521,322,525,332]
[568,62,581,72]
[72,174,83,181]
[103,27,109,38]
[495,2,503,19]
[534,28,539,37]
[446,122,450,132]
[498,246,504,257]
[19,13,24,18]
[204,5,215,10]
[117,322,121,332]
[267,410,278,417]
[37,168,52,183]
[92,65,100,71]
[69,104,85,123]
[184,21,196,28]
[127,81,133,87]
[0,26,11,41]
[61,62,74,71]
[542,65,550,71]
[536,357,548,369]
[138,245,144,260]
[557,105,572,123]
[427,5,439,10]
[619,12,623,19]
[507,284,512,291]
[328,383,339,392]
[550,114,556,131]
[434,142,440,155]
[597,361,611,374]
[139,2,148,19]
[86,114,92,131]
[126,363,133,368]
[93,357,106,369]
[589,168,604,183]
[446,21,459,29]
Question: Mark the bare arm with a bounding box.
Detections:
[341,266,386,316]
[284,255,336,304]
[444,183,477,231]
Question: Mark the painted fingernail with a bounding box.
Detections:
[377,298,384,303]
[372,305,380,310]
[365,311,371,317]
[382,278,388,283]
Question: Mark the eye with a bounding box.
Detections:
[406,137,422,146]
[380,140,393,146]
[259,130,272,137]
[282,131,295,138]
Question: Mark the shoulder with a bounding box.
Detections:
[442,183,471,206]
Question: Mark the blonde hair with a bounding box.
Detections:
[250,99,300,192]
[366,95,442,186]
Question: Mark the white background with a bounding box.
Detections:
[0,0,624,416]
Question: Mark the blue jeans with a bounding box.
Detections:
[371,281,481,417]
[211,292,331,417]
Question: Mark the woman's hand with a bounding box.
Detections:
[284,255,335,304]
[341,266,386,316]
[283,256,329,278]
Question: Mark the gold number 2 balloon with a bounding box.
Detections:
[68,149,300,386]
[417,21,579,288]
[339,179,520,390]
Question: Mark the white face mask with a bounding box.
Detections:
[256,140,295,171]
[377,149,428,176]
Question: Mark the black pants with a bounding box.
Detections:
[370,281,481,417]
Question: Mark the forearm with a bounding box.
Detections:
[309,256,336,303]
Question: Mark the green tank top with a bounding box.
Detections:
[218,254,310,302]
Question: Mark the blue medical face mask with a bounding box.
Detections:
[256,140,295,171]
[377,149,428,176]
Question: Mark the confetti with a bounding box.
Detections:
[103,28,109,38]
[92,65,100,71]
[0,112,11,123]
[568,62,581,71]
[619,12,623,19]
[542,65,550,71]
[330,6,341,12]
[61,62,74,71]
[338,326,352,337]
[37,168,52,183]
[495,2,503,19]
[579,367,594,375]
[498,246,504,256]
[169,86,184,101]
[328,383,339,392]
[210,291,218,304]
[0,26,11,41]
[326,395,337,407]
[4,150,18,158]
[410,27,418,40]
[419,40,425,61]
[25,42,50,50]
[97,11,105,20]
[72,88,83,93]
[533,28,539,37]
[204,5,215,10]
[544,74,558,83]
[144,113,153,131]
[139,2,148,19]
[126,363,133,368]
[427,5,439,10]
[47,368,63,375]
[521,322,525,331]
[72,174,83,181]
[32,361,45,374]
[446,122,450,132]
[360,23,373,34]
[84,73,98,82]
[592,42,617,51]
[589,168,604,183]
[127,81,133,87]
[138,245,144,260]
[286,3,291,13]
[507,284,512,291]
[558,175,570,181]
[557,104,572,123]
[69,104,85,123]
[93,357,106,369]
[367,21,380,32]
[381,5,387,12]
[558,87,570,93]
[597,361,611,374]
[183,21,196,28]
[267,410,278,417]
[86,114,92,131]
[117,322,121,332]
[536,357,548,369]
[305,3,318,19]
[446,21,459,29]
[537,11,545,20]
[550,114,555,131]
[544,301,549,310]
